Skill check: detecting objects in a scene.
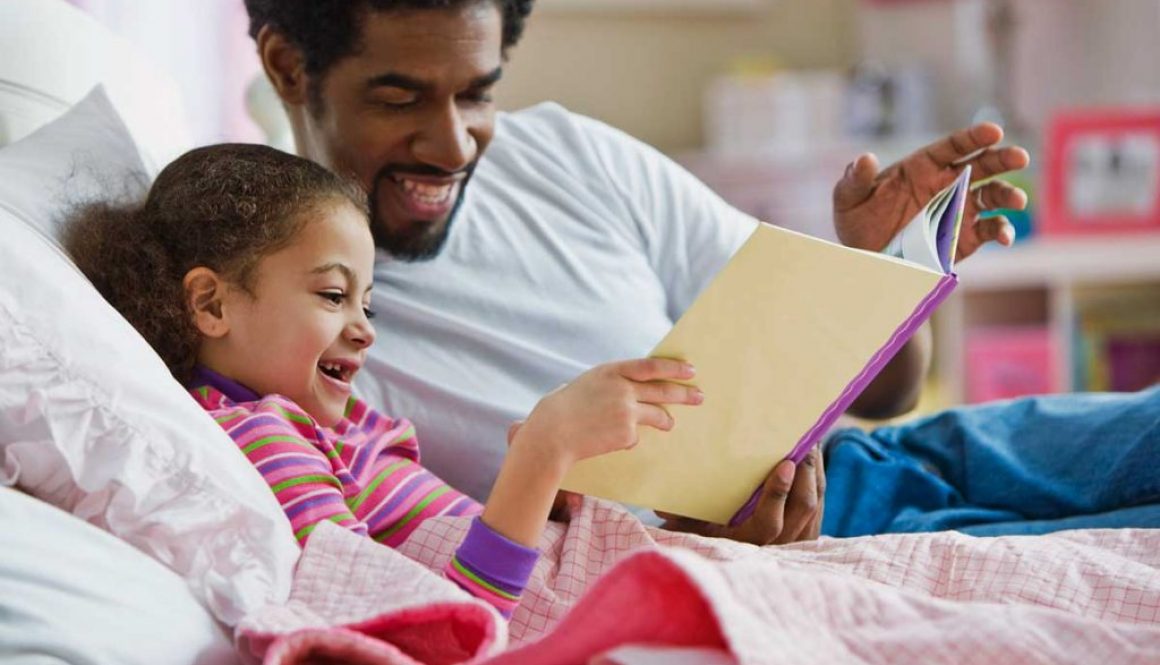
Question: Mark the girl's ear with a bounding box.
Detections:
[256,25,310,106]
[183,267,229,338]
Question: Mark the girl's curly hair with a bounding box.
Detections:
[62,143,367,384]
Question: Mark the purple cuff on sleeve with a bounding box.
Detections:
[454,516,539,596]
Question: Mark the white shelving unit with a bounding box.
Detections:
[936,234,1160,404]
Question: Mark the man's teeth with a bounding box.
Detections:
[400,178,455,205]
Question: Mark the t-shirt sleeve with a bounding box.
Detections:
[572,112,760,321]
[444,517,539,619]
[216,406,365,545]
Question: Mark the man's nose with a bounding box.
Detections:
[412,101,477,172]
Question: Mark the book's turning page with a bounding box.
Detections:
[884,166,972,273]
[561,223,958,524]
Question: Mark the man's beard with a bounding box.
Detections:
[368,164,474,262]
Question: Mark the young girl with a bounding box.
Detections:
[63,143,702,618]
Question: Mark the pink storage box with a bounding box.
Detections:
[965,326,1061,403]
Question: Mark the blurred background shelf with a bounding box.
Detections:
[936,234,1160,407]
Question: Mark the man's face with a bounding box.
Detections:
[300,4,503,260]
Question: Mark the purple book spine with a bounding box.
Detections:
[728,272,959,526]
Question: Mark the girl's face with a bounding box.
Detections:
[205,201,377,426]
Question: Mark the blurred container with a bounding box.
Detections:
[965,325,1060,402]
[704,69,846,156]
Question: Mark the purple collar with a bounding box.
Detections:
[188,365,261,403]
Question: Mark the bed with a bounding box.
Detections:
[3,2,1159,665]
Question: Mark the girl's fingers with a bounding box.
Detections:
[615,357,696,383]
[633,380,704,406]
[634,402,675,433]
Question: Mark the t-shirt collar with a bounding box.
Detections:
[187,365,261,403]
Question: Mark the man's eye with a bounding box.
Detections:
[373,94,419,110]
[319,292,345,305]
[461,90,493,105]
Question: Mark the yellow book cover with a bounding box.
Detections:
[560,169,971,524]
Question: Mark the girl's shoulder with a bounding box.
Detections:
[189,384,320,438]
[189,384,413,446]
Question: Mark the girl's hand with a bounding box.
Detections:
[482,358,701,547]
[512,358,703,471]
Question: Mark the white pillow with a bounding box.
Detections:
[0,86,149,243]
[0,487,236,665]
[0,86,299,625]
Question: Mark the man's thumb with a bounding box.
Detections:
[833,153,879,210]
[764,460,796,503]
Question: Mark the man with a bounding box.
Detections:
[243,0,1159,542]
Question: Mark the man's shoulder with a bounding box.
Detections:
[494,102,631,153]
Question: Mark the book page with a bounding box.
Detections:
[883,166,971,273]
[561,224,947,524]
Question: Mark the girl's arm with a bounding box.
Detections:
[477,359,703,550]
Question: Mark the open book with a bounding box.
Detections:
[561,167,973,524]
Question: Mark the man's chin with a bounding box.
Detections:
[371,219,452,262]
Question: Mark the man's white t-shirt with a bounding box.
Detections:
[357,102,758,501]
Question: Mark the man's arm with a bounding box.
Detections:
[847,323,932,419]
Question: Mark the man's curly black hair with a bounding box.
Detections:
[244,0,534,80]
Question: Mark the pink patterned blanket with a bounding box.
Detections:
[237,498,1160,665]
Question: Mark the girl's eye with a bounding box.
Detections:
[363,307,377,320]
[319,291,345,305]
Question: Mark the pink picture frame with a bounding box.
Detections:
[1042,107,1160,235]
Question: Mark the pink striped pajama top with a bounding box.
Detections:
[188,366,538,618]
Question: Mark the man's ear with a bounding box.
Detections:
[184,267,230,338]
[256,24,310,106]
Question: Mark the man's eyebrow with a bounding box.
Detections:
[468,67,503,89]
[366,72,429,92]
[365,67,502,92]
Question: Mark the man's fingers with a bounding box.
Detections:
[616,357,696,383]
[974,180,1028,212]
[922,123,1003,167]
[832,153,880,212]
[775,449,821,544]
[957,215,1014,261]
[741,460,795,544]
[634,380,704,407]
[978,215,1016,245]
[962,145,1031,181]
[814,446,827,502]
[810,448,827,540]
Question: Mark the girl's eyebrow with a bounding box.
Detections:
[312,262,358,285]
[312,263,374,293]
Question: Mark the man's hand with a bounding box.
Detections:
[833,123,1031,261]
[658,448,826,546]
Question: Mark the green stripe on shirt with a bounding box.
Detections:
[271,474,343,494]
[374,485,452,542]
[241,434,315,455]
[347,459,413,511]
